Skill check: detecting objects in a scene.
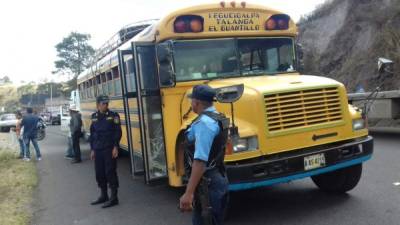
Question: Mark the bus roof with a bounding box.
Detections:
[78,2,298,83]
[77,20,157,83]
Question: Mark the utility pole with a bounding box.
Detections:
[50,82,53,110]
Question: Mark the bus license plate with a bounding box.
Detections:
[304,153,326,171]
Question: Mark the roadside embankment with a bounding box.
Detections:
[0,133,38,225]
[298,0,400,92]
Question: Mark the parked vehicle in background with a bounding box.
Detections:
[0,113,18,132]
[50,114,61,125]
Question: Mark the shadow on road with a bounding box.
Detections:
[227,185,351,224]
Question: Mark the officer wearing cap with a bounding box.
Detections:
[179,85,230,225]
[90,95,122,208]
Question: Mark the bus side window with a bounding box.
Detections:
[90,78,95,98]
[78,83,82,99]
[86,81,90,99]
[112,66,122,96]
[137,46,158,89]
[79,84,84,100]
[87,80,91,99]
[125,59,136,92]
[106,71,114,96]
[96,75,102,96]
[101,73,107,95]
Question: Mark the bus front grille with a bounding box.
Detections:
[264,87,343,132]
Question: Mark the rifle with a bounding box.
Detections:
[195,176,214,225]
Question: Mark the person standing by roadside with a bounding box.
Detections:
[69,105,82,164]
[65,108,75,159]
[90,95,122,208]
[21,107,42,161]
[15,111,25,159]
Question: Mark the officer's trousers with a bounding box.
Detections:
[94,148,119,189]
[193,170,229,225]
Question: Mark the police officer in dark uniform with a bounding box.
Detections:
[180,85,230,225]
[90,95,122,208]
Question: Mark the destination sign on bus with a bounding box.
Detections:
[207,11,261,32]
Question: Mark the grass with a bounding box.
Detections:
[0,147,38,225]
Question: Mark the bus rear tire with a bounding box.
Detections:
[311,163,362,193]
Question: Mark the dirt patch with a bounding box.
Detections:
[0,186,11,204]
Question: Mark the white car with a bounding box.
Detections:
[0,113,17,132]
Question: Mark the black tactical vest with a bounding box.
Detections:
[184,111,230,176]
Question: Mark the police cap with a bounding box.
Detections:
[96,95,110,104]
[188,85,216,102]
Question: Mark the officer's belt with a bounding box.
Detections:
[203,167,224,178]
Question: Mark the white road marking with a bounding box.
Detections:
[393,182,400,186]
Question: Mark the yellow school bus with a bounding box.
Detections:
[77,2,373,192]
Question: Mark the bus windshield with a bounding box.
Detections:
[173,37,296,82]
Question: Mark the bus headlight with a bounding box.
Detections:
[233,136,259,153]
[352,119,365,131]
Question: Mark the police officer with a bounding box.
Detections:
[90,95,122,208]
[179,85,230,225]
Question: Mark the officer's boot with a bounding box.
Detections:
[91,187,109,205]
[102,188,119,208]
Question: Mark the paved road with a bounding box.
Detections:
[33,127,400,225]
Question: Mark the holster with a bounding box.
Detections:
[194,177,214,225]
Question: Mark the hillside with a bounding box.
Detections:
[298,0,400,92]
[0,84,19,112]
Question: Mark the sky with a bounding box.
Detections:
[0,0,326,85]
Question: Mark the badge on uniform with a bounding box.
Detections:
[114,116,120,124]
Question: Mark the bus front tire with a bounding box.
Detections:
[311,163,363,193]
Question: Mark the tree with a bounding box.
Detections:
[2,76,11,83]
[0,76,12,85]
[0,84,19,112]
[53,32,95,78]
[17,82,36,96]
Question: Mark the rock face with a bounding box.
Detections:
[297,0,400,92]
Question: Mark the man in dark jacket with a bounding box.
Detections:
[69,105,82,163]
[90,95,122,208]
[21,107,42,161]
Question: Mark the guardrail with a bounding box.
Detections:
[348,90,400,133]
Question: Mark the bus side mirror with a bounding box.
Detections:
[215,84,244,138]
[378,57,394,77]
[295,43,305,73]
[157,42,176,87]
[215,84,244,103]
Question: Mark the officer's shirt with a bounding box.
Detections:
[90,110,122,151]
[186,106,220,162]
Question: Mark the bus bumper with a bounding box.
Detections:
[227,136,373,191]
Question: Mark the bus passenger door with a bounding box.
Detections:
[118,49,144,175]
[133,43,168,184]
